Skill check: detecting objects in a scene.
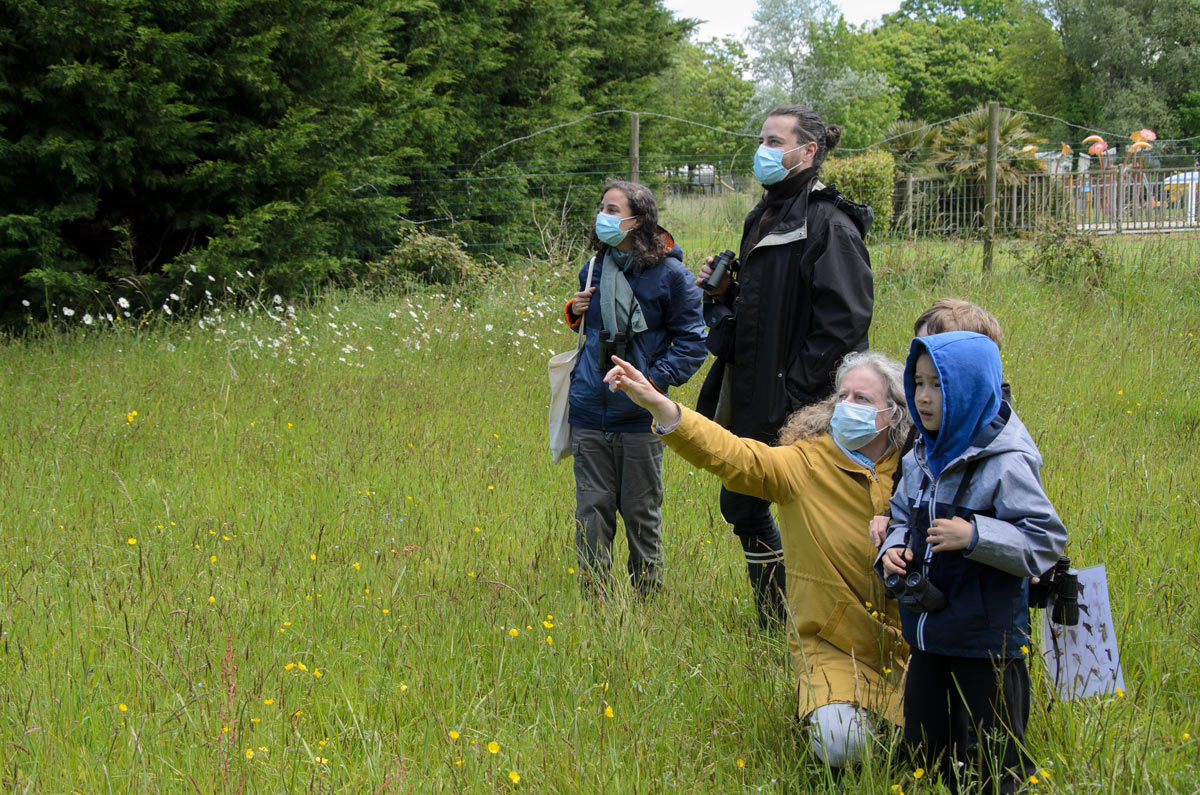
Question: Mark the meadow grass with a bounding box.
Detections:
[1,201,1199,792]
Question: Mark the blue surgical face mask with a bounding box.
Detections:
[830,400,893,451]
[594,212,637,246]
[753,143,807,185]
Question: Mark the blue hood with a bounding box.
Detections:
[905,331,1003,478]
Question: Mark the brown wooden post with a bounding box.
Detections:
[630,112,640,183]
[983,101,999,274]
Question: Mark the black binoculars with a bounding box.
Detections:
[599,329,628,370]
[884,569,947,613]
[1028,555,1079,626]
[702,249,738,291]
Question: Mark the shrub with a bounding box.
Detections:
[1021,219,1110,288]
[364,229,489,291]
[823,151,895,237]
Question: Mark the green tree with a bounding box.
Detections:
[643,37,754,159]
[931,105,1044,185]
[1055,0,1200,137]
[746,0,898,148]
[0,0,411,316]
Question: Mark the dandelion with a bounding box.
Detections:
[1040,769,1051,778]
[736,758,745,769]
[604,705,614,719]
[208,596,216,603]
[245,748,254,759]
[310,553,316,561]
[313,669,323,678]
[449,730,460,740]
[487,485,495,490]
[251,717,260,723]
[914,768,925,780]
[487,741,500,754]
[546,636,553,645]
[455,759,464,767]
[1030,775,1039,785]
[474,527,481,533]
[568,567,575,574]
[210,555,217,562]
[316,757,328,764]
[382,608,389,615]
[284,663,296,671]
[1183,732,1191,741]
[264,699,274,705]
[127,537,137,545]
[1021,645,1030,655]
[1116,686,1125,697]
[508,628,519,637]
[353,562,361,571]
[509,771,520,783]
[318,739,328,747]
[296,661,308,672]
[118,703,128,712]
[62,307,75,317]
[400,684,408,692]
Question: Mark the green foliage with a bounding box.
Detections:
[746,0,899,148]
[869,10,1015,123]
[0,0,410,319]
[1019,218,1111,288]
[364,228,489,291]
[931,105,1044,186]
[1056,0,1200,137]
[823,151,896,236]
[643,37,754,159]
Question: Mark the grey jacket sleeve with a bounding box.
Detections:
[966,452,1066,578]
[874,462,919,573]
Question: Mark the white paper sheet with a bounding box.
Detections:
[1040,564,1125,700]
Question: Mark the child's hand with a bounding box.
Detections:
[881,546,911,576]
[869,515,890,548]
[927,517,972,552]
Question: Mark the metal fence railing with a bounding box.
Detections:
[893,166,1200,238]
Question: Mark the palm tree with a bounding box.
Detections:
[931,105,1045,186]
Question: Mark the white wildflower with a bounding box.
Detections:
[62,307,75,317]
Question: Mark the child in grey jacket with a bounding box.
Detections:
[877,331,1066,794]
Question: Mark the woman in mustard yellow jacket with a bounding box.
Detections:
[604,350,911,768]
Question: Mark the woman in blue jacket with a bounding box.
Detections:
[563,180,706,598]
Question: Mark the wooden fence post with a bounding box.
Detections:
[983,101,999,274]
[630,112,640,183]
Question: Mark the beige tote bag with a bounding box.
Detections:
[548,256,596,463]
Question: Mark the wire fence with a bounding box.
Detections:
[385,122,1200,262]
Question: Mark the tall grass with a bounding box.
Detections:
[1,204,1198,792]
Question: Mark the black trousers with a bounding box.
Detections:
[903,648,1032,794]
[719,485,786,625]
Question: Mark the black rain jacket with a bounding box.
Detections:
[697,179,874,443]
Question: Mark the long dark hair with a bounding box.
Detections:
[587,180,667,269]
[767,104,843,173]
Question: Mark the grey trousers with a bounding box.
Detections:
[571,426,665,596]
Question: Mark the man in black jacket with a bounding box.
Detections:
[697,105,874,628]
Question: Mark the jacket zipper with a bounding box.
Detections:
[916,473,941,651]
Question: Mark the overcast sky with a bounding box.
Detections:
[662,0,903,40]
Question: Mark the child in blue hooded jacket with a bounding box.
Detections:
[876,331,1066,794]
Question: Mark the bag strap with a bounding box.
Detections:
[575,254,598,353]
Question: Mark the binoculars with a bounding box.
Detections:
[1028,555,1080,626]
[702,249,738,291]
[884,569,947,614]
[599,330,628,370]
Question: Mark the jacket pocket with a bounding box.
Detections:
[816,600,903,675]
